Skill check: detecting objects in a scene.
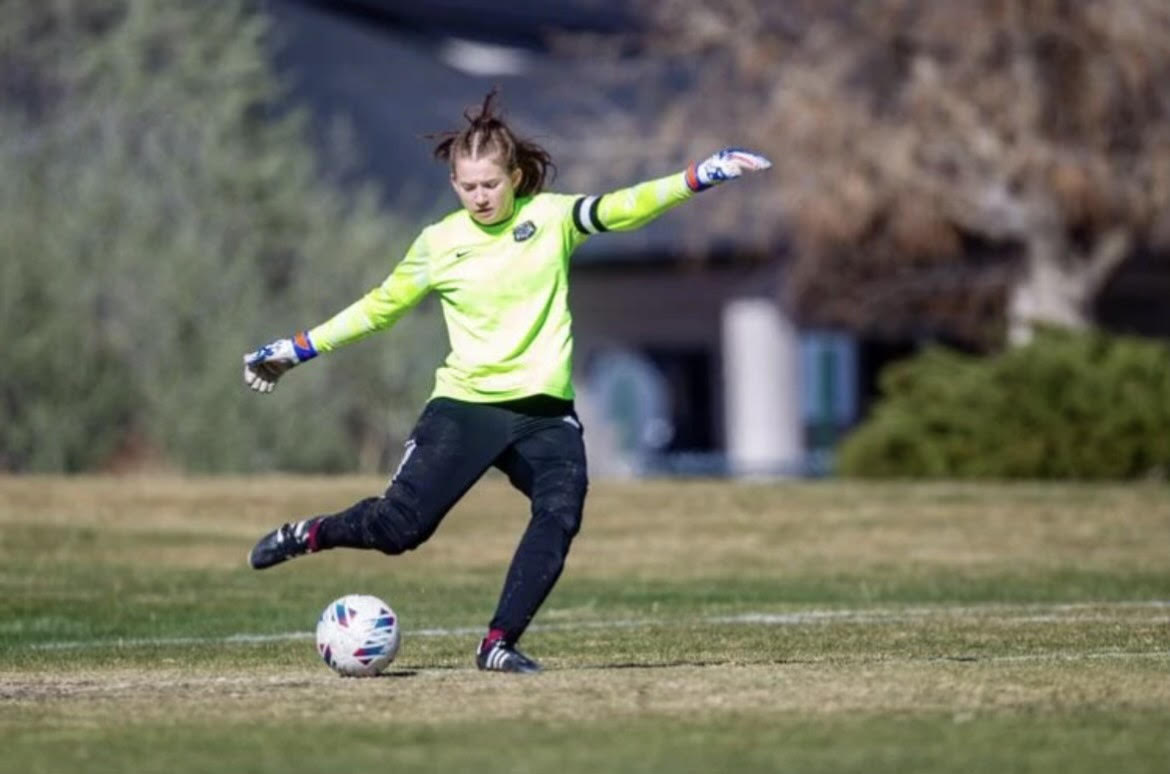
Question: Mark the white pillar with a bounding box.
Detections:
[722,298,803,477]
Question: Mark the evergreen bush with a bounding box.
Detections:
[837,328,1170,479]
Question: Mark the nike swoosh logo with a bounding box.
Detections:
[456,250,471,258]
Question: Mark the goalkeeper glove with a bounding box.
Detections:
[685,148,772,192]
[243,331,317,394]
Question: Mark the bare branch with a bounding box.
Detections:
[564,0,1170,345]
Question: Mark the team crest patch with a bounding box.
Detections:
[513,220,536,242]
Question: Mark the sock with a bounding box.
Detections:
[482,628,507,650]
[306,518,323,553]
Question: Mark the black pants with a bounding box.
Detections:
[315,395,588,644]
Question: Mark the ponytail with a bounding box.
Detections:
[430,89,556,197]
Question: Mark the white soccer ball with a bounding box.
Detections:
[315,594,401,677]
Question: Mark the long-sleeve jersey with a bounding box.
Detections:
[308,172,695,402]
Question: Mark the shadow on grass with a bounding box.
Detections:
[362,669,419,679]
[580,658,822,670]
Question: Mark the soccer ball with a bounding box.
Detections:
[315,594,401,677]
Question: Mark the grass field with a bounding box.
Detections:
[2,475,1168,773]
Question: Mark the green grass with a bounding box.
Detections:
[1,476,1169,773]
[6,708,1169,774]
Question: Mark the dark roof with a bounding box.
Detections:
[267,0,702,259]
[298,0,638,48]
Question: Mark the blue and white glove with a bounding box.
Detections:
[685,148,772,192]
[243,332,317,394]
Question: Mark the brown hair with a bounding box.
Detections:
[431,89,555,197]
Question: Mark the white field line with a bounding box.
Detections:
[20,600,1170,652]
[978,649,1170,663]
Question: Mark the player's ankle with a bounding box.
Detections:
[306,517,324,552]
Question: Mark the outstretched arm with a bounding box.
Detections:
[243,231,433,394]
[571,148,771,236]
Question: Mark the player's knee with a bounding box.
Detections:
[367,491,438,555]
[544,462,588,538]
[558,507,583,540]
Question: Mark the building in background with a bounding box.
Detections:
[264,1,1166,478]
[266,0,875,478]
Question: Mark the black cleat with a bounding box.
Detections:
[476,638,542,674]
[248,518,321,570]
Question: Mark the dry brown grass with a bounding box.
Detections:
[2,475,1165,577]
[2,477,1167,773]
[3,654,1167,729]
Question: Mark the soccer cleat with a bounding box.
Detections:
[476,637,542,674]
[248,517,321,570]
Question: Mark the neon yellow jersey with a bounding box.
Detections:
[308,172,694,402]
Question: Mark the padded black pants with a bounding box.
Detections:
[315,395,588,644]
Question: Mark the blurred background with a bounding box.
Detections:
[2,0,1168,479]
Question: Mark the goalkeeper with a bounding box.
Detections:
[244,91,770,674]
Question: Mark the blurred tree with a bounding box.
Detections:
[0,0,443,472]
[575,0,1170,347]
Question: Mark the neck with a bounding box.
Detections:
[477,201,516,226]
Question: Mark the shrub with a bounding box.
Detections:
[837,328,1170,479]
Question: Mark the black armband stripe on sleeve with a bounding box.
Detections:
[588,195,609,233]
[571,196,590,234]
[572,195,608,235]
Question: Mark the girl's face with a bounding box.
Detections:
[451,154,523,225]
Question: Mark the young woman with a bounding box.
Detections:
[243,92,770,673]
